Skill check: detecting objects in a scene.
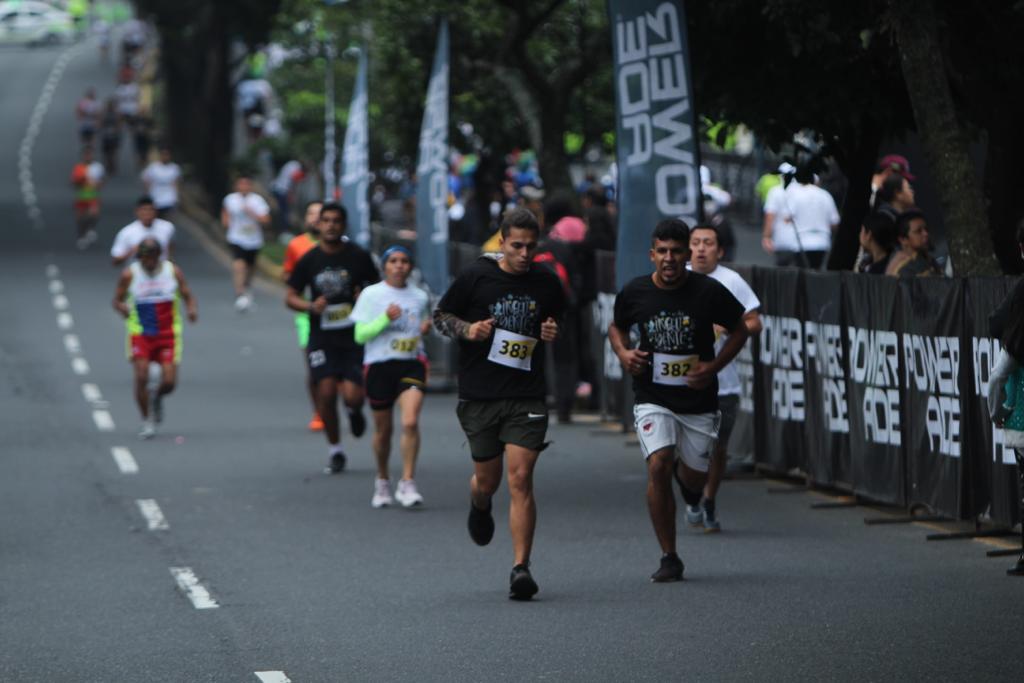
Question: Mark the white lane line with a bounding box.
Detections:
[52,294,69,310]
[82,383,102,403]
[57,312,73,330]
[111,447,139,474]
[135,499,169,531]
[45,264,59,278]
[63,334,81,354]
[71,357,90,375]
[169,567,219,609]
[92,409,115,432]
[255,673,292,683]
[48,279,63,294]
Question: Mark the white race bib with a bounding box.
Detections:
[320,303,353,330]
[389,336,419,356]
[652,353,697,386]
[487,328,538,371]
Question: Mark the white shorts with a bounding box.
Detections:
[633,403,720,472]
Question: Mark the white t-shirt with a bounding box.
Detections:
[141,161,181,209]
[686,264,760,396]
[86,161,105,185]
[766,182,839,253]
[110,218,175,260]
[349,281,430,365]
[272,160,302,193]
[222,192,270,249]
[115,82,139,117]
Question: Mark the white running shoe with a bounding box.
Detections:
[234,294,251,312]
[138,420,156,440]
[371,478,393,508]
[395,479,424,508]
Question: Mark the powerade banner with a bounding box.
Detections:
[609,0,700,289]
[415,19,449,295]
[726,264,756,461]
[842,274,904,506]
[752,268,805,472]
[966,276,1018,526]
[899,278,964,519]
[341,48,369,248]
[803,272,850,486]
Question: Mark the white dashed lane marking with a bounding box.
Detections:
[52,294,68,310]
[63,334,81,354]
[71,357,90,375]
[56,312,73,330]
[169,567,219,610]
[110,447,139,474]
[92,409,114,432]
[135,499,169,531]
[255,673,292,683]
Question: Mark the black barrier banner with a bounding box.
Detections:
[842,274,904,506]
[753,268,805,472]
[803,272,851,486]
[727,264,756,461]
[899,278,964,518]
[965,276,1019,527]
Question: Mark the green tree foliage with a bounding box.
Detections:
[136,0,283,207]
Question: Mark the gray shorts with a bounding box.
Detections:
[717,394,740,446]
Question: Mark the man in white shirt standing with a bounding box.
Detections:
[687,225,762,532]
[221,174,271,311]
[110,196,175,266]
[141,148,181,219]
[761,167,840,269]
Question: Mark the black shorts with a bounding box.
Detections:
[365,359,426,410]
[456,398,549,462]
[306,344,364,385]
[230,243,260,266]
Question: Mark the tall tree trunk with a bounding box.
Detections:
[890,0,998,275]
[828,125,883,271]
[537,98,573,197]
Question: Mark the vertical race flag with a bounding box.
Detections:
[609,0,700,289]
[341,47,370,248]
[415,19,450,295]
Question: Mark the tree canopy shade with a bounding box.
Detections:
[135,0,283,206]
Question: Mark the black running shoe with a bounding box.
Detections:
[327,451,347,474]
[348,409,366,438]
[650,553,684,583]
[509,564,539,601]
[467,498,494,546]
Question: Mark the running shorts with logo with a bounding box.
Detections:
[365,359,426,410]
[456,398,549,462]
[633,403,719,472]
[306,343,364,385]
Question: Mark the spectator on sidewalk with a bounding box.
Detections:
[874,173,916,216]
[870,154,915,208]
[271,159,306,234]
[885,208,943,278]
[856,211,898,274]
[762,166,839,269]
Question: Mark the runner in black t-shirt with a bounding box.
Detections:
[286,202,379,473]
[434,207,565,600]
[609,218,748,583]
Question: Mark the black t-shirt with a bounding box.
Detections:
[436,256,566,400]
[613,272,744,414]
[287,243,380,348]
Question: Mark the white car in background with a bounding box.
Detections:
[0,1,73,46]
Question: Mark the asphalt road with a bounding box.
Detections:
[1,32,1022,683]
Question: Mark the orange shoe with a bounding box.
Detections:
[308,414,324,431]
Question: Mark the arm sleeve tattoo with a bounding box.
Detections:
[433,309,469,340]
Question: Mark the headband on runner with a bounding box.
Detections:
[381,245,413,264]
